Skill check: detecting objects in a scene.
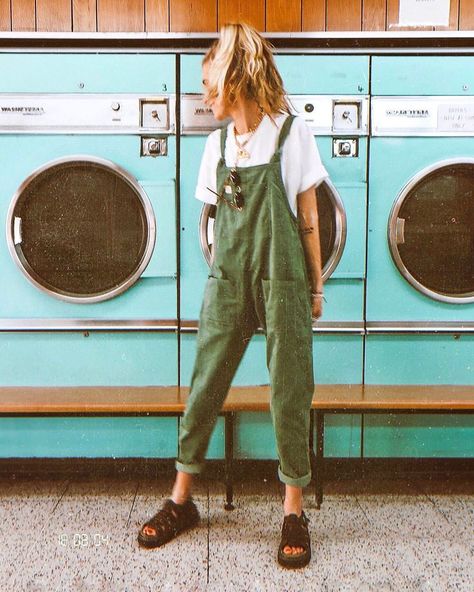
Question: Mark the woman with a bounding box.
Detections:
[138,23,328,569]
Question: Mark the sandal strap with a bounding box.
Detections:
[280,511,310,550]
[144,499,191,534]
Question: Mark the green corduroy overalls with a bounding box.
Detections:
[176,115,315,487]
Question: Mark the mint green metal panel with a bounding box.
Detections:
[236,414,277,460]
[372,56,474,96]
[0,53,176,93]
[140,181,177,278]
[181,54,369,95]
[0,333,178,386]
[322,280,364,321]
[0,417,177,457]
[320,138,367,182]
[276,56,369,95]
[365,335,474,385]
[363,414,474,458]
[181,55,205,93]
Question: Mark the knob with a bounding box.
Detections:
[148,140,160,153]
[339,142,352,156]
[111,102,121,111]
[304,103,314,113]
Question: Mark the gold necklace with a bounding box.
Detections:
[233,110,264,160]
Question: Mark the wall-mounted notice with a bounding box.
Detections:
[399,0,450,26]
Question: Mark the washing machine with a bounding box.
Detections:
[180,54,369,462]
[0,52,179,459]
[366,56,474,459]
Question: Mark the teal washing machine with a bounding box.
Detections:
[366,56,474,459]
[180,54,369,463]
[0,53,178,458]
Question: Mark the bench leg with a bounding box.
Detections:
[309,409,317,498]
[315,411,324,510]
[224,412,235,511]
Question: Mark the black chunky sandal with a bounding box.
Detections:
[137,498,200,549]
[277,511,311,569]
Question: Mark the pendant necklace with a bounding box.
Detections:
[233,109,264,162]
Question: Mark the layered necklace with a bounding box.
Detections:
[233,108,265,161]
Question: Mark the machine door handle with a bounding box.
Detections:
[13,217,22,245]
[395,217,405,244]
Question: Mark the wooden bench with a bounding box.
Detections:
[0,384,473,509]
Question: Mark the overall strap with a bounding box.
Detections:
[274,114,296,155]
[220,125,228,160]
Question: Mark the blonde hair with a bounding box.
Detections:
[203,23,290,116]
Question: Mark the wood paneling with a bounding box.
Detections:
[460,0,474,30]
[73,0,97,31]
[302,0,325,31]
[12,0,35,30]
[218,0,265,31]
[266,0,301,32]
[0,0,11,30]
[98,0,144,32]
[170,0,217,31]
[363,0,386,31]
[327,0,361,31]
[37,0,71,31]
[146,0,168,31]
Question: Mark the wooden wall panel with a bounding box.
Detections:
[170,0,217,31]
[0,0,11,30]
[73,0,97,31]
[12,0,35,30]
[302,0,325,31]
[218,0,265,31]
[37,0,71,31]
[363,0,386,31]
[146,0,168,31]
[460,0,474,30]
[266,0,301,32]
[327,0,361,31]
[98,0,144,32]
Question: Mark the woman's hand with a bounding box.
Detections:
[311,293,323,321]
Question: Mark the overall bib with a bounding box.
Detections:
[177,115,315,487]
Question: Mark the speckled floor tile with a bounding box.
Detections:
[3,476,208,592]
[0,478,69,588]
[1,472,472,592]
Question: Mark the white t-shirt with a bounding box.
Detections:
[195,113,329,217]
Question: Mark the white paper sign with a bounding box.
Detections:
[399,0,450,26]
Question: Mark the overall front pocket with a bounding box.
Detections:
[201,276,238,326]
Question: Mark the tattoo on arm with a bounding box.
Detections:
[301,226,314,235]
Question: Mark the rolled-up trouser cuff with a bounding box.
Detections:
[278,465,312,488]
[175,460,203,475]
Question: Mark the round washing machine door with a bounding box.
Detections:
[388,159,474,304]
[6,156,155,303]
[198,178,346,281]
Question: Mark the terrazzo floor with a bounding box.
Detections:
[0,470,472,592]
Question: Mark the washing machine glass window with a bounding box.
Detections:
[7,156,156,303]
[388,159,474,303]
[198,178,346,281]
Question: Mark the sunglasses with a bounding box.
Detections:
[207,168,244,211]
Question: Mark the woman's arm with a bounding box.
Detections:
[297,185,323,320]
